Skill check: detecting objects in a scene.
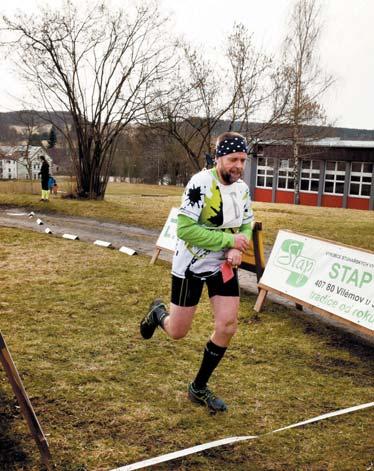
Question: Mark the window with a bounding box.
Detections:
[300,160,320,192]
[277,159,294,190]
[324,161,346,194]
[349,162,373,197]
[256,157,274,188]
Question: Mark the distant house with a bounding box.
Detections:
[0,156,17,180]
[0,146,55,180]
[244,138,374,211]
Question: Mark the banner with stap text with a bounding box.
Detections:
[260,230,374,332]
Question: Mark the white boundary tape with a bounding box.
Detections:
[115,436,257,471]
[269,401,373,434]
[111,402,374,471]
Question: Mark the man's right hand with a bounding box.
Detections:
[233,234,250,252]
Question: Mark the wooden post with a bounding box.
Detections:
[254,288,268,312]
[0,332,53,470]
[252,222,266,281]
[150,248,161,265]
[240,221,266,279]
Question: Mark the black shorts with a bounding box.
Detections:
[171,270,239,307]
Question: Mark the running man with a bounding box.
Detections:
[140,131,253,413]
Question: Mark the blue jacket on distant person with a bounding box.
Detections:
[48,176,56,190]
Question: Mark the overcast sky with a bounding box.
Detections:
[1,0,373,130]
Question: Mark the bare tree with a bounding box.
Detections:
[280,0,334,204]
[14,110,44,179]
[2,0,173,199]
[226,24,282,135]
[146,24,288,171]
[111,124,192,185]
[145,42,231,171]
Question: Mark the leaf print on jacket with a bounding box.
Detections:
[199,181,223,227]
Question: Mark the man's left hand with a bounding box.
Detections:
[225,248,242,268]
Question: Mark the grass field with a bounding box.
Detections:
[0,180,373,250]
[0,182,373,470]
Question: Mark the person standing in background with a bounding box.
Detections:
[48,175,58,196]
[38,156,50,201]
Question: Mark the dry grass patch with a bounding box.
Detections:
[0,178,76,196]
[1,182,373,251]
[253,202,374,249]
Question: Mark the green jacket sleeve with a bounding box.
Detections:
[240,222,252,241]
[177,214,252,252]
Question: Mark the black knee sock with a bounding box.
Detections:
[193,340,227,390]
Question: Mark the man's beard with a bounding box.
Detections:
[220,169,242,184]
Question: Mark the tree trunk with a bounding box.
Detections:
[293,129,300,205]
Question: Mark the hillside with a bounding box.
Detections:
[0,111,373,179]
[1,111,373,142]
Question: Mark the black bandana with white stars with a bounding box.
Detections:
[216,137,248,157]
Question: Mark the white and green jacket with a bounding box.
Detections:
[172,168,253,278]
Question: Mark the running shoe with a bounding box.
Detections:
[140,299,166,339]
[188,383,228,412]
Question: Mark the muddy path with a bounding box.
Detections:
[0,206,170,261]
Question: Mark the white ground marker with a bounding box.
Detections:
[6,212,29,216]
[36,218,44,225]
[28,211,35,218]
[111,402,374,471]
[45,228,53,234]
[119,246,137,256]
[62,234,79,240]
[94,240,112,248]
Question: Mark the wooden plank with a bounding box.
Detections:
[149,248,161,265]
[0,333,53,470]
[149,246,175,265]
[254,288,268,312]
[252,222,266,281]
[241,221,266,280]
[241,241,256,266]
[257,283,374,338]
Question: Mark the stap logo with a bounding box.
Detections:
[274,239,316,288]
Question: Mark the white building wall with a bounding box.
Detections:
[0,159,18,179]
[0,146,52,180]
[17,148,53,180]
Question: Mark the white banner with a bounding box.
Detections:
[155,207,178,252]
[260,230,374,332]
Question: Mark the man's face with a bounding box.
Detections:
[216,152,247,184]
